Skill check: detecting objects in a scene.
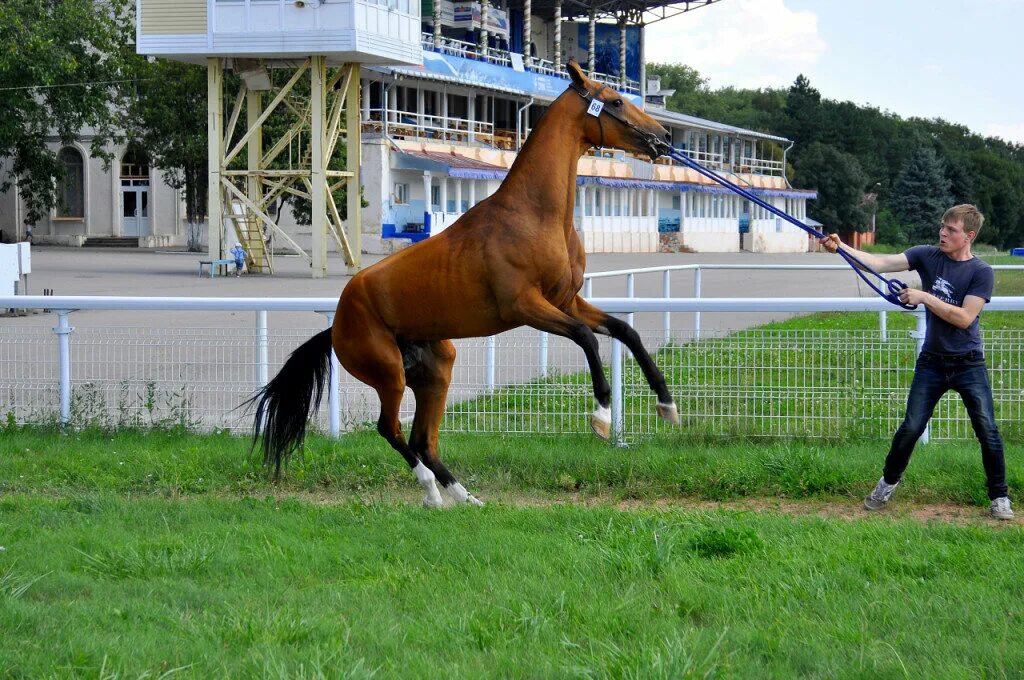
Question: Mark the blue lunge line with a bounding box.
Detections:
[664,147,915,309]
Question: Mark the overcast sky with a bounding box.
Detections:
[645,0,1024,144]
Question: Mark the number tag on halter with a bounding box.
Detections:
[586,99,604,117]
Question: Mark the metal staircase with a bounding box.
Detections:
[227,201,272,274]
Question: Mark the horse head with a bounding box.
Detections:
[566,59,671,161]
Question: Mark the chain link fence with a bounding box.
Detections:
[2,302,1021,442]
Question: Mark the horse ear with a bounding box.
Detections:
[566,58,586,88]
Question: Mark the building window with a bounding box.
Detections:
[430,185,440,211]
[56,147,84,218]
[394,183,409,205]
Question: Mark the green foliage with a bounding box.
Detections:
[794,143,869,231]
[891,147,953,242]
[0,0,133,224]
[780,74,822,156]
[874,207,910,246]
[123,58,210,248]
[648,66,1024,249]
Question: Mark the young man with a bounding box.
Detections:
[820,204,1013,520]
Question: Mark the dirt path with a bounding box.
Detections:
[232,488,1022,527]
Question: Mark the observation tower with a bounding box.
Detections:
[136,0,423,276]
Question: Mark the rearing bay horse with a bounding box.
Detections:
[251,60,679,507]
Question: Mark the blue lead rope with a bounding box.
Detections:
[663,147,915,309]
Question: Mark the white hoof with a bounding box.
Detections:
[590,405,611,441]
[414,462,445,508]
[445,482,485,507]
[423,495,445,509]
[656,401,680,425]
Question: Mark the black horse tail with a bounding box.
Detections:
[249,328,333,477]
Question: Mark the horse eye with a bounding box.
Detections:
[614,99,623,107]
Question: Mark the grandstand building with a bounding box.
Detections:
[0,0,816,255]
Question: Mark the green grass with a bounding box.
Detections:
[2,427,1021,507]
[2,429,1023,677]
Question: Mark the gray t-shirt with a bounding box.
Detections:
[905,245,994,354]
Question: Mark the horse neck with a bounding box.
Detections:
[499,95,587,227]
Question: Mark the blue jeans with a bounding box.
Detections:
[884,349,1008,500]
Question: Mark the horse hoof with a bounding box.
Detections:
[656,401,680,425]
[444,482,484,507]
[423,496,445,509]
[590,407,611,441]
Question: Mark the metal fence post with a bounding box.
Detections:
[662,269,671,345]
[322,312,340,437]
[584,277,592,299]
[693,267,702,340]
[912,310,929,444]
[539,331,548,377]
[255,310,269,388]
[879,311,887,341]
[626,273,635,327]
[611,335,624,445]
[486,335,496,392]
[53,310,74,427]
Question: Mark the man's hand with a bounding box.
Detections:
[899,287,930,307]
[818,233,841,253]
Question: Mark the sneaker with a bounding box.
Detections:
[864,477,899,511]
[990,497,1014,521]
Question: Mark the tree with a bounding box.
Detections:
[0,0,132,225]
[794,143,869,231]
[123,58,210,250]
[779,75,822,156]
[891,147,953,243]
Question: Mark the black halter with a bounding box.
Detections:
[569,81,667,156]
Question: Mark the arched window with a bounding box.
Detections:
[57,147,84,218]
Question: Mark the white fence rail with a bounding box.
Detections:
[2,295,1023,444]
[583,263,1024,345]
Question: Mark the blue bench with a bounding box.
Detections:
[199,259,237,278]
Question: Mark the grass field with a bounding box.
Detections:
[2,428,1023,678]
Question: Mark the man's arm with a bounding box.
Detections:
[899,290,986,329]
[818,234,910,273]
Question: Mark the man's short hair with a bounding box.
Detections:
[943,204,984,235]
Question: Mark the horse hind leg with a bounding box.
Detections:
[337,326,444,508]
[570,296,680,426]
[405,340,484,506]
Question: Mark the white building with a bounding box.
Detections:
[0,0,816,256]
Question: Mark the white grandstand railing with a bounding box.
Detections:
[3,295,1024,445]
[419,31,641,94]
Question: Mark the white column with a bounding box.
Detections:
[679,190,686,230]
[553,0,562,72]
[207,58,223,260]
[523,0,532,65]
[619,19,627,88]
[433,0,442,48]
[638,22,646,98]
[455,180,462,213]
[423,171,432,214]
[480,0,490,55]
[310,55,328,278]
[468,179,476,206]
[440,176,448,214]
[361,81,370,120]
[588,11,597,76]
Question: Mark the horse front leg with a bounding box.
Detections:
[506,289,613,439]
[568,296,680,426]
